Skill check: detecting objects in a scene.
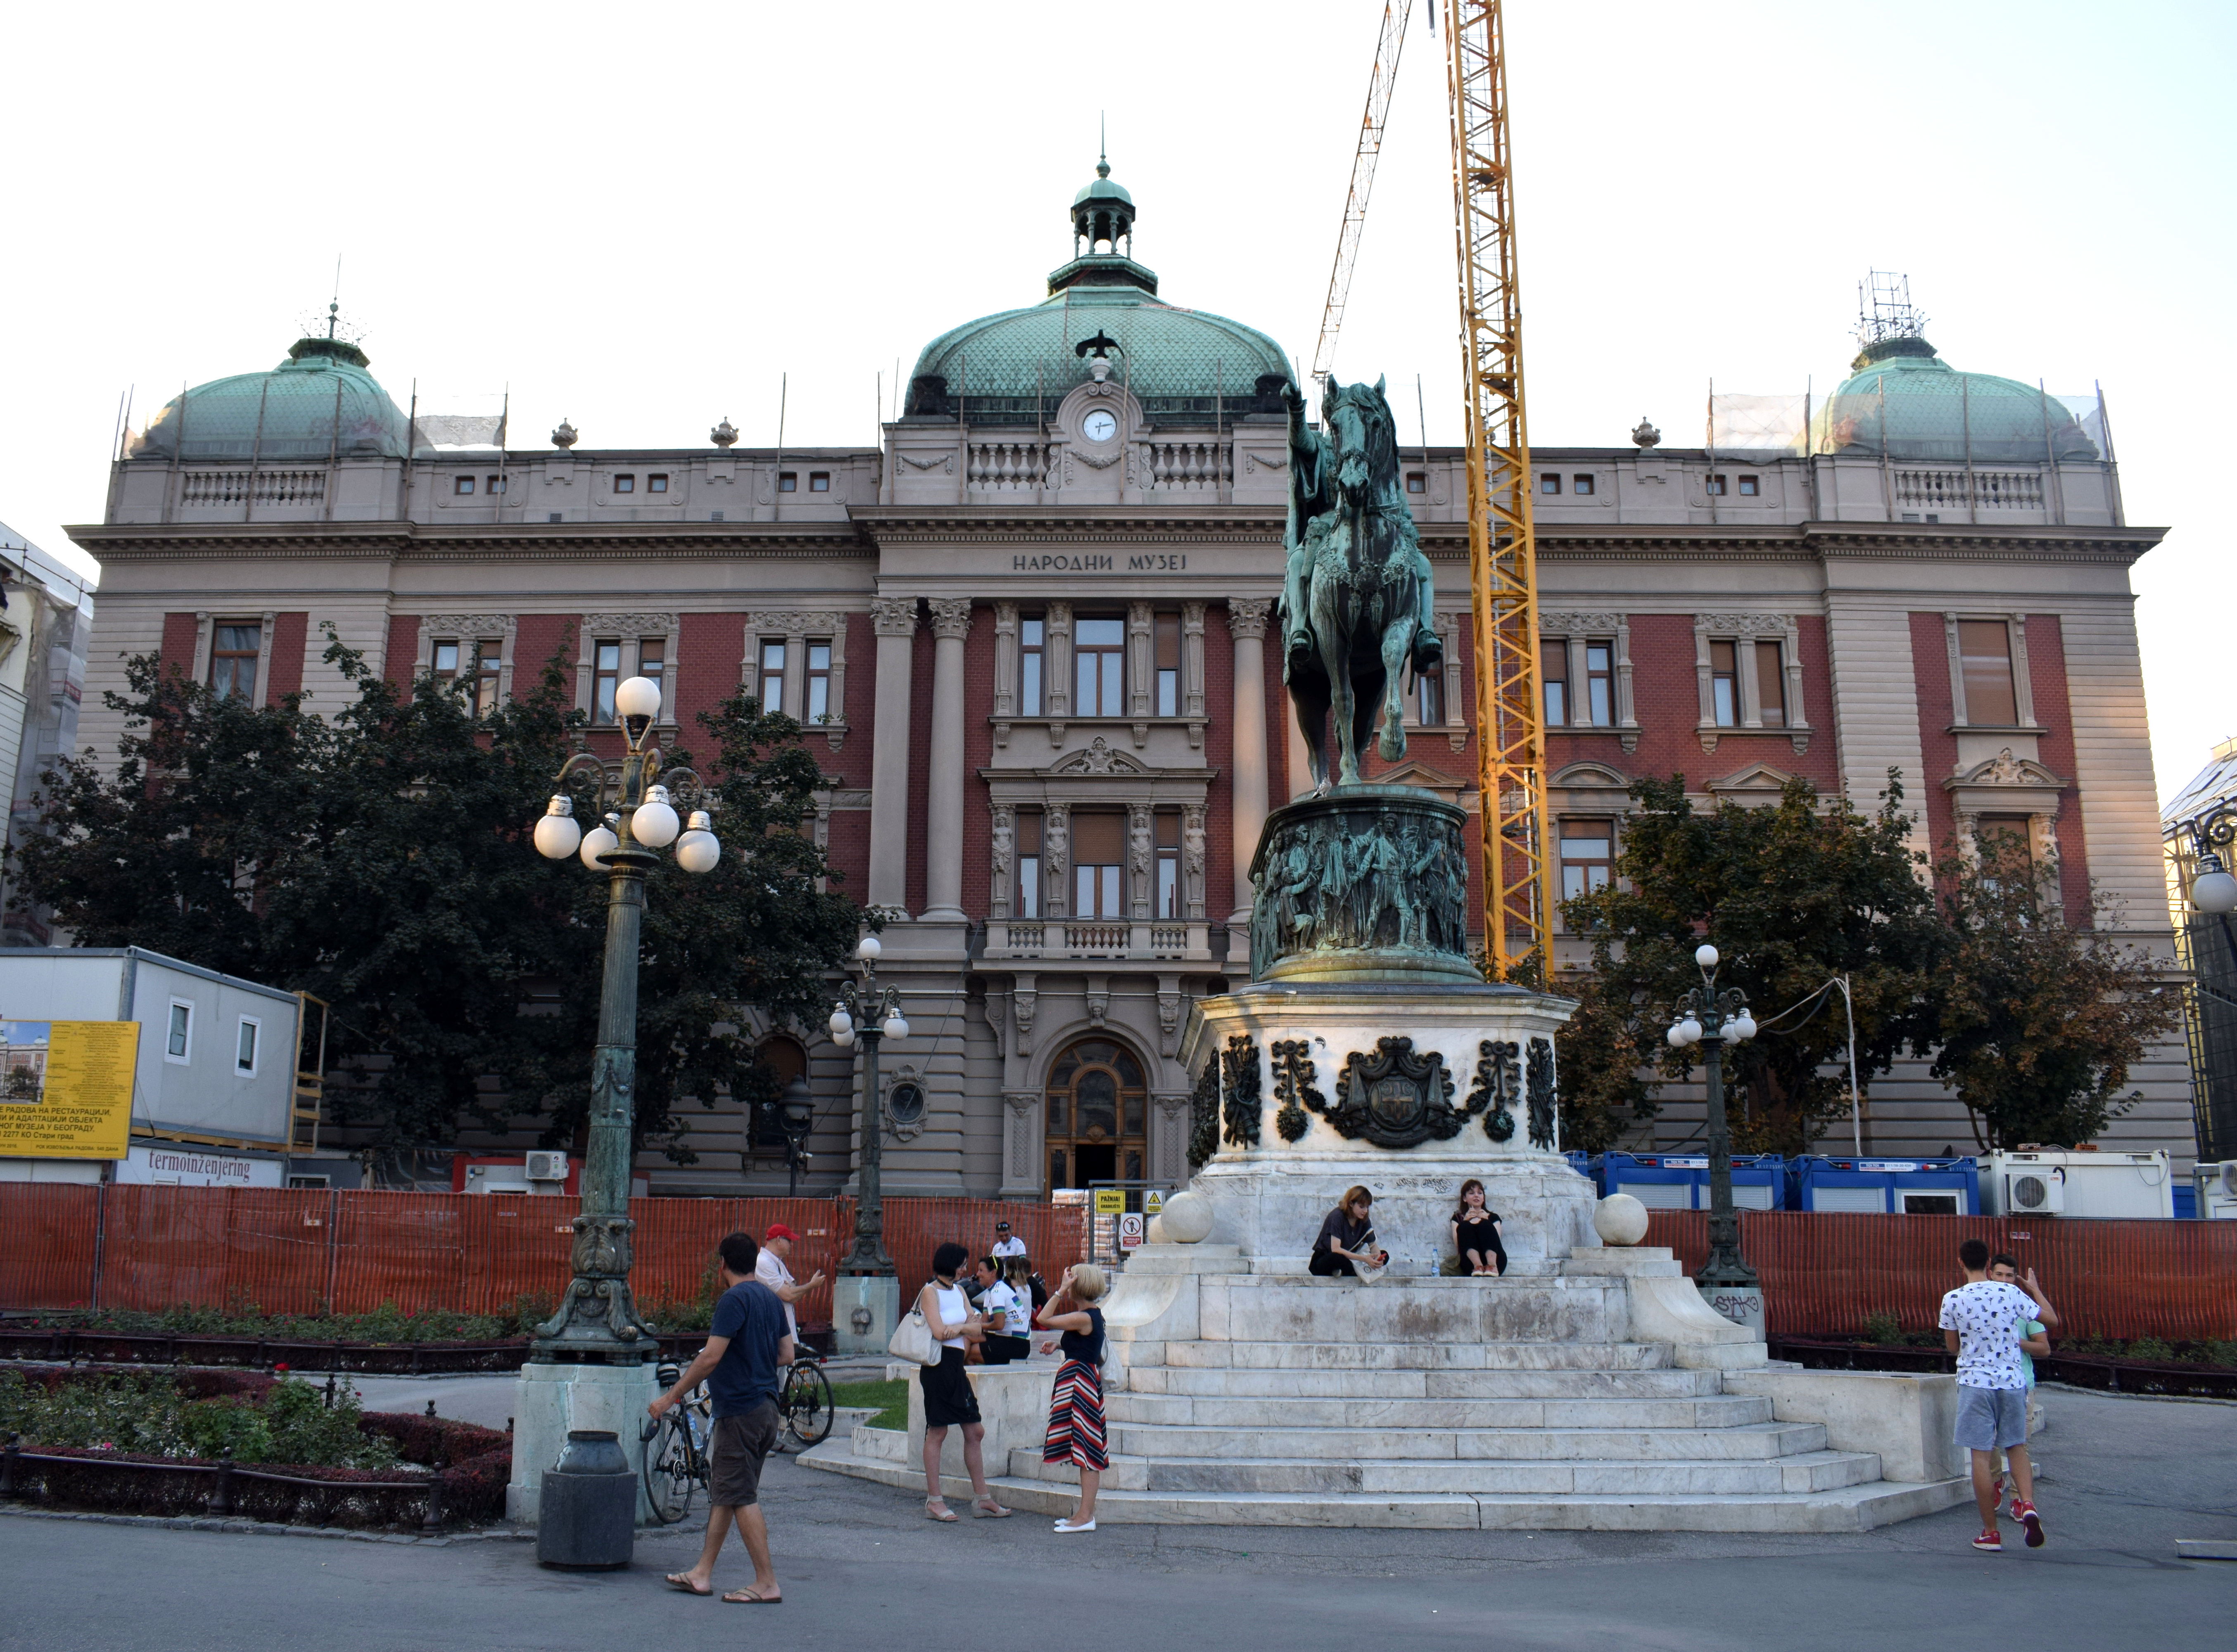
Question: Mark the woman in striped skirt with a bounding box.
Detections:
[1036,1262,1109,1533]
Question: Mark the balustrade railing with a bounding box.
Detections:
[1893,468,2045,511]
[986,918,1208,959]
[1063,922,1129,953]
[1138,440,1231,492]
[966,441,1049,491]
[180,469,328,507]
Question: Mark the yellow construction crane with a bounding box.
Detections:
[1309,0,1415,396]
[1441,0,1546,978]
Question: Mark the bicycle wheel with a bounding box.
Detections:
[781,1360,835,1448]
[641,1412,696,1525]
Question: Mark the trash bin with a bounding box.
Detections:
[537,1429,636,1570]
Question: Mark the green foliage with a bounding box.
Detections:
[10,636,858,1158]
[2124,1335,2175,1363]
[1928,831,2181,1151]
[1563,771,1944,1154]
[0,1370,396,1469]
[1862,1311,1903,1346]
[1548,969,1655,1155]
[829,1378,908,1430]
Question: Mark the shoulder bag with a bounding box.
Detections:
[888,1297,940,1366]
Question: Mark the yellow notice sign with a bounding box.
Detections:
[0,1021,138,1160]
[1092,1188,1126,1215]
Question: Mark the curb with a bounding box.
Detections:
[0,1502,534,1546]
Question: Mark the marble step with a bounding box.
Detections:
[1109,1391,1755,1429]
[1159,1340,1674,1372]
[797,1439,1969,1533]
[1000,1446,1879,1497]
[1118,1366,1726,1402]
[1109,1397,1774,1457]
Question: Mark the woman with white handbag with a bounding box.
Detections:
[899,1241,1011,1521]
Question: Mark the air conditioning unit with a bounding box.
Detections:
[2004,1168,2065,1215]
[2197,1161,2237,1220]
[524,1151,568,1183]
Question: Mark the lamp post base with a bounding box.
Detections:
[1696,1275,1767,1337]
[831,1273,900,1358]
[506,1358,663,1526]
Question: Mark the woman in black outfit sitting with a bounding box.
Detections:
[1451,1177,1506,1275]
[1309,1185,1387,1277]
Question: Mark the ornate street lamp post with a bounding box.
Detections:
[827,936,907,1353]
[2174,805,2237,1165]
[777,1074,816,1198]
[524,674,720,1359]
[2176,805,2237,967]
[1665,943,1763,1333]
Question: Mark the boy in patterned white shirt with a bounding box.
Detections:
[1939,1237,2057,1552]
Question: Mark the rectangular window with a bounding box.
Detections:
[1071,812,1123,918]
[1539,473,1562,495]
[1585,641,1614,727]
[1705,474,1727,496]
[454,475,475,495]
[1074,617,1125,717]
[809,472,831,492]
[1560,821,1614,902]
[759,640,786,714]
[1959,620,2019,725]
[1755,640,1785,728]
[210,623,260,702]
[486,475,506,494]
[1573,474,1596,496]
[1156,812,1180,919]
[165,1001,193,1064]
[1406,472,1425,494]
[1016,812,1042,919]
[1417,666,1444,727]
[1154,612,1180,717]
[1019,618,1045,715]
[235,1016,260,1077]
[1737,475,1760,497]
[472,639,502,717]
[647,473,668,494]
[805,641,831,723]
[614,474,636,494]
[1710,640,1739,727]
[636,637,665,710]
[1978,813,2033,875]
[432,639,461,684]
[777,472,798,493]
[1541,638,1568,727]
[593,639,622,724]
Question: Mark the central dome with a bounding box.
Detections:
[1817,335,2100,464]
[133,330,413,463]
[905,157,1292,425]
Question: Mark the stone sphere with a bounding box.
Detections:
[1593,1192,1650,1247]
[1158,1188,1215,1245]
[1144,1215,1166,1244]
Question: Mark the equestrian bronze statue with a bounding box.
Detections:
[1279,375,1443,792]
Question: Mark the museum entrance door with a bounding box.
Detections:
[1044,1037,1147,1194]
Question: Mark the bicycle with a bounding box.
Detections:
[777,1352,835,1450]
[640,1360,711,1525]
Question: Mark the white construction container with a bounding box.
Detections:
[2195,1161,2237,1220]
[1980,1149,2175,1219]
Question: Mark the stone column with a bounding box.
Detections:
[867,597,919,914]
[921,598,973,923]
[1227,599,1272,940]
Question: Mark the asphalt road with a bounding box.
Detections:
[7,1387,2231,1652]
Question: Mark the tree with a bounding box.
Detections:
[1929,828,2181,1149]
[1546,968,1655,1155]
[12,634,859,1158]
[1563,772,1945,1155]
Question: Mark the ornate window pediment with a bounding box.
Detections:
[1050,736,1149,777]
[1707,760,1802,800]
[1946,748,2066,793]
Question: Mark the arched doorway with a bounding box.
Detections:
[752,1035,808,1151]
[1045,1037,1148,1192]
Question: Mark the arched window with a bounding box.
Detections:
[753,1035,808,1150]
[1045,1037,1147,1192]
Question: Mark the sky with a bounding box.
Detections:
[3,1,2229,801]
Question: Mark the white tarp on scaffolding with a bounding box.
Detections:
[1708,393,1810,459]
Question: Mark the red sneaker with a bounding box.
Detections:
[1990,1472,2007,1515]
[1973,1528,2003,1552]
[2014,1500,2044,1548]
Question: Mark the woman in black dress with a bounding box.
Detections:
[1451,1177,1506,1275]
[915,1241,1010,1521]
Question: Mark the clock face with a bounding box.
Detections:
[1081,409,1118,443]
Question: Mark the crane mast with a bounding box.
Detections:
[1441,0,1547,977]
[1310,0,1414,395]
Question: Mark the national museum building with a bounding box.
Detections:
[70,163,2195,1192]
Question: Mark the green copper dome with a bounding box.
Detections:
[906,157,1292,425]
[1817,336,2099,463]
[134,332,413,462]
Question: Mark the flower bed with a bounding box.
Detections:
[1769,1335,2237,1398]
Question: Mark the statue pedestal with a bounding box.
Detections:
[1178,980,1593,1276]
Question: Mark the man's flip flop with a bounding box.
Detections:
[664,1574,712,1596]
[722,1588,782,1604]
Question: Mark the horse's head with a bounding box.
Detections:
[1322,375,1397,504]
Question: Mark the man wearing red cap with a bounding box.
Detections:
[755,1223,825,1345]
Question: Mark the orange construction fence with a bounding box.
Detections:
[0,1185,1087,1325]
[1644,1210,2237,1341]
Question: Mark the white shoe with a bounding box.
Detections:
[1053,1518,1096,1533]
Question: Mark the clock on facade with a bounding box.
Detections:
[1081,409,1118,443]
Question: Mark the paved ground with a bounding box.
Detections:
[7,1386,2232,1651]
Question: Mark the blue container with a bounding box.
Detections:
[2174,1184,2197,1220]
[1787,1155,1981,1215]
[1563,1150,1596,1189]
[1593,1152,1787,1211]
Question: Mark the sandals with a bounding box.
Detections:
[925,1498,960,1522]
[974,1496,1012,1519]
[665,1573,713,1596]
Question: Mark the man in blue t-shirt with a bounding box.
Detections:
[650,1231,793,1602]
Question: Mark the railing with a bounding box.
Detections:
[1893,468,2045,511]
[986,919,1210,959]
[966,441,1048,490]
[1064,922,1129,953]
[1149,925,1190,954]
[1138,440,1231,492]
[179,469,329,507]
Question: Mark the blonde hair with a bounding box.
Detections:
[1003,1255,1032,1288]
[1069,1263,1109,1303]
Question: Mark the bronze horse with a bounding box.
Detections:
[1279,376,1442,790]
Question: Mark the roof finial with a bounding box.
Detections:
[1098,112,1109,178]
[329,254,342,339]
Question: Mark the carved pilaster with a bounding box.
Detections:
[1128,600,1153,745]
[1045,600,1073,742]
[1182,802,1207,921]
[1153,1090,1190,1183]
[1043,803,1070,919]
[1012,974,1038,1055]
[990,802,1016,919]
[993,600,1019,745]
[1156,972,1183,1058]
[1003,1089,1040,1187]
[1128,802,1154,920]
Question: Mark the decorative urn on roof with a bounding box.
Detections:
[710,417,739,448]
[551,419,578,450]
[1631,416,1661,449]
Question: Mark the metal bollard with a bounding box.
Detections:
[208,1457,235,1518]
[536,1430,635,1570]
